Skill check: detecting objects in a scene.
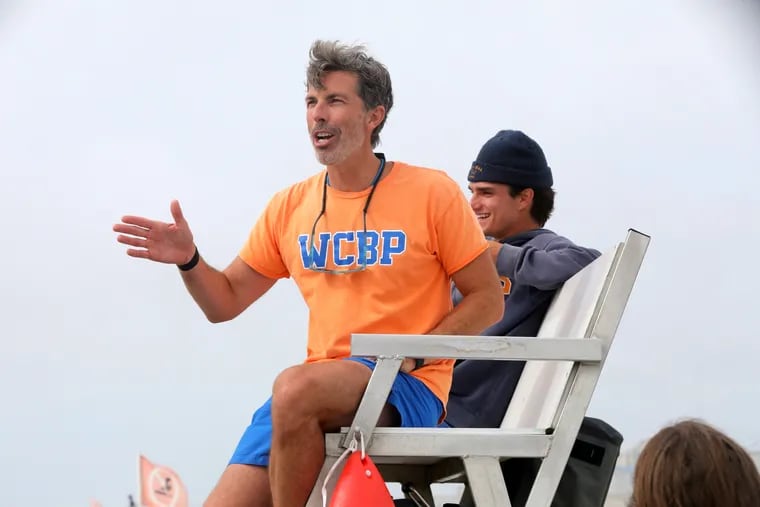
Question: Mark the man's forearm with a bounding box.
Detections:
[179,258,240,323]
[495,242,600,291]
[428,287,503,337]
[402,288,502,370]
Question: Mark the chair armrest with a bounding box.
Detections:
[351,334,603,362]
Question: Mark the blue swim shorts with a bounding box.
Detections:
[229,357,443,466]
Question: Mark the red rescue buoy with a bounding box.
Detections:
[329,451,394,507]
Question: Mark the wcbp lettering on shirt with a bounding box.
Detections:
[297,230,407,268]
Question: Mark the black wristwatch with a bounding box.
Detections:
[413,358,425,370]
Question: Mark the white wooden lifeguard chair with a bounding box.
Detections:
[308,229,650,507]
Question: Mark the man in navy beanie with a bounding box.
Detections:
[444,130,620,507]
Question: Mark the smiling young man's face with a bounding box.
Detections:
[468,181,533,240]
[305,70,379,166]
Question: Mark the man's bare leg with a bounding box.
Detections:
[268,360,396,507]
[204,464,273,507]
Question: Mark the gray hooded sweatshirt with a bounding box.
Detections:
[446,228,600,428]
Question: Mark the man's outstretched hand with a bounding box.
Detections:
[113,200,196,265]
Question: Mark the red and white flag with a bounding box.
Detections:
[138,454,189,507]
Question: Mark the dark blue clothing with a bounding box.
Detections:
[446,229,600,428]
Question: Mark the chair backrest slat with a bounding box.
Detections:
[501,242,622,430]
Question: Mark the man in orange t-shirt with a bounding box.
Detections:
[113,40,503,507]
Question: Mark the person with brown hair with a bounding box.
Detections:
[630,419,760,507]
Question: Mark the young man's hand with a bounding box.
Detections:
[400,357,418,373]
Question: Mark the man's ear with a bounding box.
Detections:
[518,188,535,211]
[367,105,386,130]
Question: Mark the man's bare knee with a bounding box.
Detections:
[204,464,271,507]
[270,361,374,431]
[271,365,315,421]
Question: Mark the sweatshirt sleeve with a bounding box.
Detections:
[495,236,601,291]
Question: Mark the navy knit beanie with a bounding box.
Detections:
[468,130,553,188]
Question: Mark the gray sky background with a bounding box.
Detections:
[1,0,759,505]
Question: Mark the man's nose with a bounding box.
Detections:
[309,100,328,124]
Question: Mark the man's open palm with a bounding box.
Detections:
[113,200,196,265]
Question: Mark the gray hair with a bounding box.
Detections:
[306,40,394,148]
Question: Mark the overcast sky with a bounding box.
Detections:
[1,0,759,505]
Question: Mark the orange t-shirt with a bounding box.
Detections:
[239,159,488,407]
